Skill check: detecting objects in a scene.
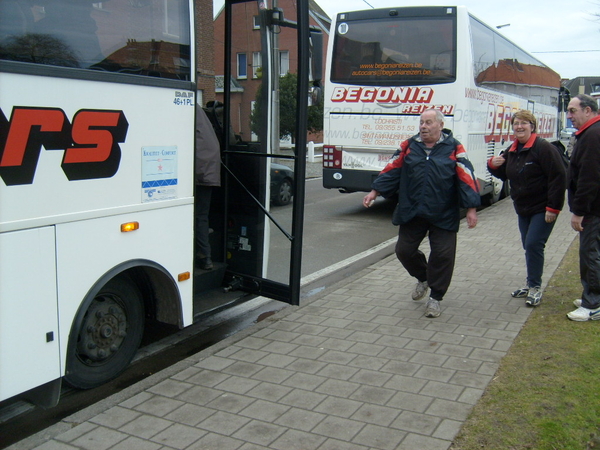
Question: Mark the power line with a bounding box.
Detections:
[532,49,600,53]
[362,0,374,8]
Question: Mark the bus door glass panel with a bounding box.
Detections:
[331,13,456,85]
[216,0,300,299]
[267,32,298,286]
[0,0,191,80]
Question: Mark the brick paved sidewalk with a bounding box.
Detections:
[11,198,576,450]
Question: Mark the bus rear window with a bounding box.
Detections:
[0,0,191,80]
[331,16,456,86]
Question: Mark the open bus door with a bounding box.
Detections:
[208,0,319,307]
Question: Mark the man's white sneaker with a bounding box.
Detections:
[425,298,441,318]
[566,305,600,321]
[573,299,582,307]
[412,280,429,301]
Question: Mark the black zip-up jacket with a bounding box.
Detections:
[372,129,481,232]
[487,134,566,217]
[568,116,600,217]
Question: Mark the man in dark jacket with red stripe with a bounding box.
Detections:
[363,109,480,318]
[565,94,600,321]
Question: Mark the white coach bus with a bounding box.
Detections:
[0,0,317,407]
[322,5,563,203]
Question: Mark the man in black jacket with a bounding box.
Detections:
[363,109,480,318]
[565,94,600,321]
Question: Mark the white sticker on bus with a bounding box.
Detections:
[141,146,178,202]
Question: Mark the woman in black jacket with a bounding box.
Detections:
[488,110,566,306]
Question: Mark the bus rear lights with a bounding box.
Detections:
[323,145,342,169]
[120,222,139,232]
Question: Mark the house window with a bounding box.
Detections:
[237,53,247,79]
[164,0,186,39]
[252,52,262,78]
[279,50,289,76]
[253,16,260,29]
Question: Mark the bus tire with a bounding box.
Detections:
[65,275,145,390]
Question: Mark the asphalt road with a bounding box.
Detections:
[266,176,399,286]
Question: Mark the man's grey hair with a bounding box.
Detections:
[575,94,599,113]
[423,108,445,123]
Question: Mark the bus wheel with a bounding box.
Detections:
[65,276,144,389]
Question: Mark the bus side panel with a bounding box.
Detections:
[0,73,195,230]
[54,205,195,372]
[0,227,61,402]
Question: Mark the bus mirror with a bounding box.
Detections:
[310,30,323,85]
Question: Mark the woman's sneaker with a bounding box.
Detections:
[511,287,529,298]
[525,287,542,307]
[412,280,429,301]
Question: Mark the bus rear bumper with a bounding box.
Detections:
[322,168,379,193]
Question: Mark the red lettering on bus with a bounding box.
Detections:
[0,107,128,186]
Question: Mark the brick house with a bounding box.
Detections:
[195,0,217,106]
[209,0,330,145]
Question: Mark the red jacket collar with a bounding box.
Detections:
[575,115,600,135]
[509,133,537,152]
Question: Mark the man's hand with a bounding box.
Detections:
[571,214,584,232]
[363,190,379,208]
[466,208,478,228]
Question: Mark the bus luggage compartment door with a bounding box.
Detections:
[0,227,61,404]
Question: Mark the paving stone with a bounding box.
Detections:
[311,415,365,441]
[70,426,129,449]
[274,408,326,431]
[89,406,141,429]
[238,399,290,422]
[149,423,206,449]
[270,429,327,450]
[313,396,363,418]
[118,414,173,439]
[352,424,406,450]
[131,395,185,417]
[231,420,287,446]
[205,392,255,414]
[163,403,216,427]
